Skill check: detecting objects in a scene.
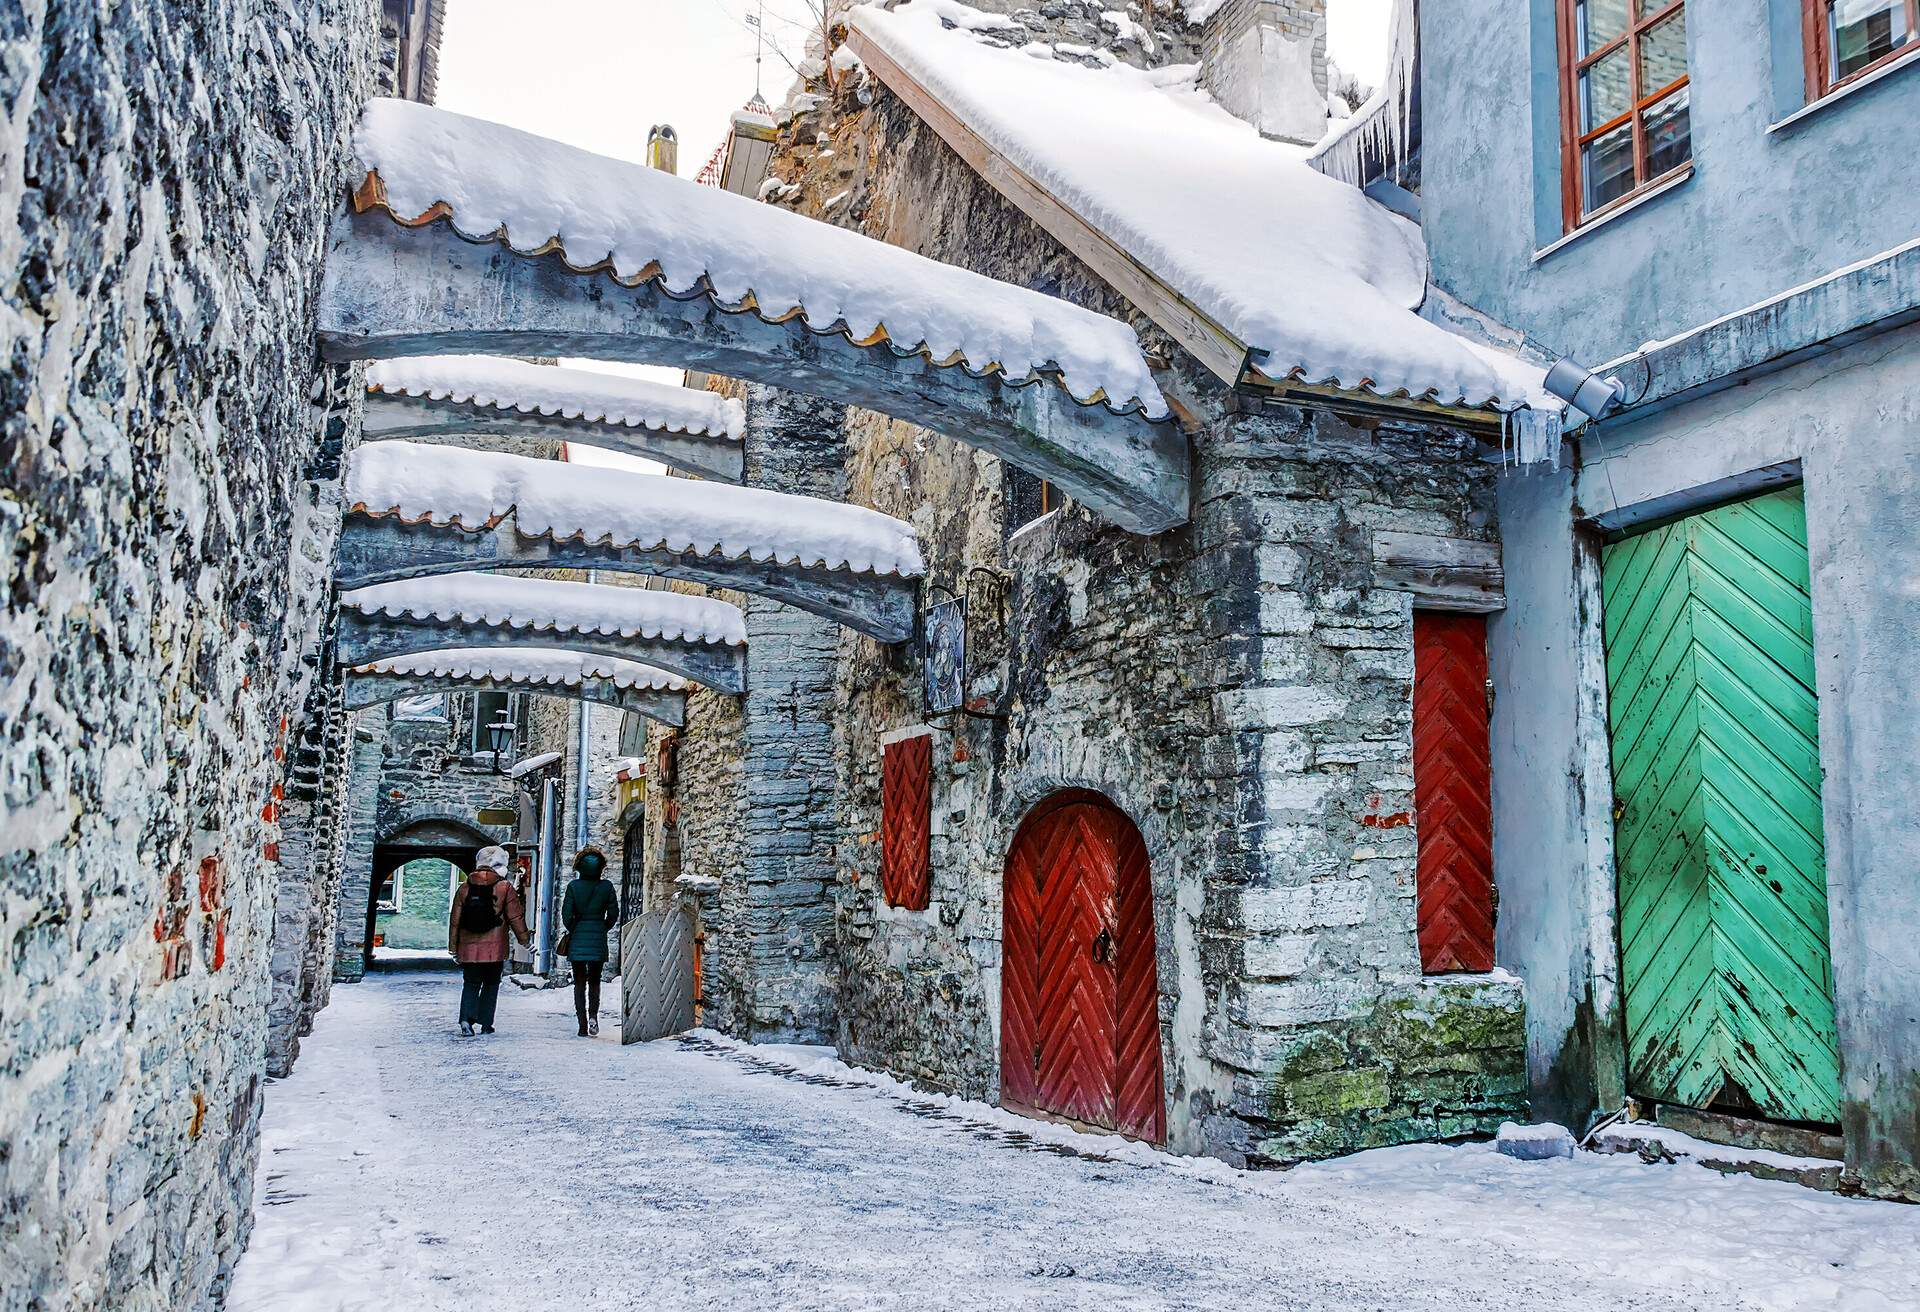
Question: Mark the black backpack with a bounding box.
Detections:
[458,880,502,934]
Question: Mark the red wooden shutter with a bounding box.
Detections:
[1412,613,1497,973]
[880,734,931,910]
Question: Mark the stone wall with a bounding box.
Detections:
[764,35,1524,1163]
[0,2,380,1306]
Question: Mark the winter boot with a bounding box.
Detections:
[588,1016,600,1037]
[460,1020,474,1037]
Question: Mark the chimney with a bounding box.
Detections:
[1200,0,1329,146]
[647,123,679,175]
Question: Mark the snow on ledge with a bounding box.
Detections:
[505,750,562,779]
[351,647,688,693]
[341,571,748,647]
[1593,1122,1840,1174]
[352,98,1167,419]
[367,355,745,440]
[344,441,925,578]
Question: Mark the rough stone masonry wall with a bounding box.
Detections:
[0,2,380,1306]
[770,31,1523,1163]
[640,383,848,1042]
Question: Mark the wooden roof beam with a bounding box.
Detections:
[318,209,1190,534]
[363,390,745,482]
[335,608,747,694]
[345,671,687,724]
[334,513,918,644]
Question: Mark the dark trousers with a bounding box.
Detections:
[572,960,603,1026]
[459,961,504,1028]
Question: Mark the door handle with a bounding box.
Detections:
[1091,928,1113,964]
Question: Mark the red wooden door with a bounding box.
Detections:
[1001,793,1165,1142]
[1412,612,1497,972]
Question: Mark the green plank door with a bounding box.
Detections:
[1602,486,1840,1125]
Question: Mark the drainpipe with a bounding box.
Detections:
[576,571,596,854]
[534,775,559,974]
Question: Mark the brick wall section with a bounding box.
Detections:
[0,3,380,1305]
[763,42,1524,1163]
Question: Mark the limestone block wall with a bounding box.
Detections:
[0,2,381,1305]
[770,53,1523,1164]
[638,383,847,1041]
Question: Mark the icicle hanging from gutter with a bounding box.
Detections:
[1306,0,1417,187]
[1503,406,1565,471]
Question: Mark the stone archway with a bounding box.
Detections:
[363,815,503,973]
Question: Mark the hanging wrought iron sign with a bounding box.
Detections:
[923,597,966,715]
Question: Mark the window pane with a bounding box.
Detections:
[1580,0,1630,54]
[470,690,512,754]
[1638,6,1688,96]
[1831,0,1911,79]
[1583,122,1636,213]
[1581,45,1633,131]
[1641,86,1692,179]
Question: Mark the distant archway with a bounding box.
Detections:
[365,815,502,973]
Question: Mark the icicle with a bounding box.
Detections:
[1306,0,1417,187]
[1502,406,1564,471]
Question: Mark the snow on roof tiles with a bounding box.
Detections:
[351,648,687,693]
[340,572,748,647]
[851,1,1549,413]
[343,440,925,578]
[367,356,746,440]
[351,97,1167,418]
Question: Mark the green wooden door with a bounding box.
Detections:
[1602,486,1839,1125]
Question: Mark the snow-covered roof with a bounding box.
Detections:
[343,440,925,577]
[351,648,688,693]
[851,0,1548,413]
[341,572,748,647]
[352,97,1167,418]
[367,355,745,440]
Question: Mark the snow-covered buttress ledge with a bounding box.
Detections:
[367,355,746,440]
[352,97,1168,418]
[852,0,1547,413]
[351,648,687,692]
[340,572,748,647]
[342,441,925,578]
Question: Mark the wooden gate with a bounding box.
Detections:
[1001,792,1164,1143]
[621,903,696,1044]
[1602,485,1839,1124]
[1412,612,1497,973]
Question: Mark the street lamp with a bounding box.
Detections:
[486,713,515,775]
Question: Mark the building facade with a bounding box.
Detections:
[1423,0,1920,1198]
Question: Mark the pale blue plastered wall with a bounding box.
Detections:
[1423,1,1920,1197]
[1426,0,1920,364]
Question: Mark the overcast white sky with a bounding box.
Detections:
[434,0,1394,177]
[431,0,1392,474]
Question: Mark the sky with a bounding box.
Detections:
[431,0,1394,474]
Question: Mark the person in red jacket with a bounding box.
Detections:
[448,845,530,1036]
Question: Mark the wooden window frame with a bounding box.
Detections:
[1557,0,1693,233]
[1803,0,1920,100]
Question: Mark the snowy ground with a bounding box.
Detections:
[231,971,1920,1312]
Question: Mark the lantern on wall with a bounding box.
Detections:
[486,713,514,774]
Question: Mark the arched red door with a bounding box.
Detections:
[1001,791,1165,1143]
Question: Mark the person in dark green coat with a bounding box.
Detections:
[560,847,619,1037]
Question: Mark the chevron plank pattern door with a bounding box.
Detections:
[881,734,932,910]
[1602,486,1839,1124]
[1412,612,1497,973]
[621,904,696,1044]
[1002,794,1165,1143]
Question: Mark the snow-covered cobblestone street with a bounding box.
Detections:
[230,971,1920,1312]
